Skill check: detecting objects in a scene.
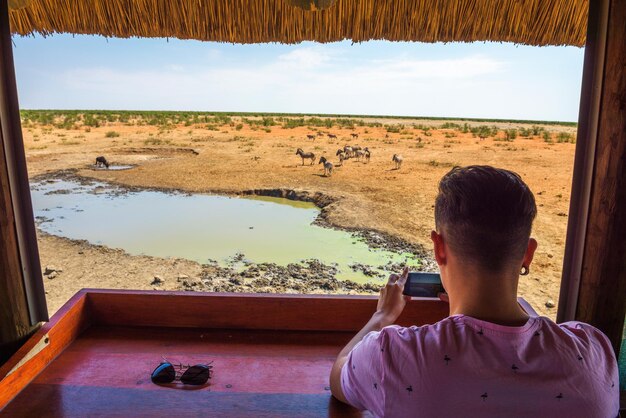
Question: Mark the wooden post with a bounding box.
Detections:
[561,0,626,356]
[0,0,47,365]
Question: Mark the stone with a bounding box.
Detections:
[44,266,62,276]
[151,275,164,285]
[46,271,58,280]
[545,300,556,308]
[177,274,189,281]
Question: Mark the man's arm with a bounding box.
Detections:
[329,267,410,405]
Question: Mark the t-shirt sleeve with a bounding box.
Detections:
[340,330,386,415]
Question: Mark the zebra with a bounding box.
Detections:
[319,156,333,177]
[336,149,347,165]
[392,154,403,169]
[296,148,316,165]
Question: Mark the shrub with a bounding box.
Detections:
[504,129,517,141]
[235,123,244,131]
[557,132,574,143]
[105,131,120,138]
[543,131,552,142]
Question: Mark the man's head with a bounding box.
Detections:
[432,165,537,274]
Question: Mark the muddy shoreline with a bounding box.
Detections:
[33,169,436,267]
[33,169,437,312]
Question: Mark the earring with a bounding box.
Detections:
[520,266,529,276]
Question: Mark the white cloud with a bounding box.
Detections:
[275,47,333,69]
[44,46,574,120]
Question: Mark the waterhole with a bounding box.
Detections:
[30,177,421,282]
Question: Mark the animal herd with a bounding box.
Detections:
[297,132,403,177]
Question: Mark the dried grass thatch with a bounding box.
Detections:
[9,0,588,46]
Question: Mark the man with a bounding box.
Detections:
[330,165,619,417]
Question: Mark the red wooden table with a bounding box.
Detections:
[0,290,448,417]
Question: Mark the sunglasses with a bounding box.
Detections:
[151,361,213,385]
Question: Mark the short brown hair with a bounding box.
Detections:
[434,165,537,272]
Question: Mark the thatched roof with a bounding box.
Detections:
[9,0,588,47]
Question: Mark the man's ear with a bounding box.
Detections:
[430,230,447,266]
[522,238,538,269]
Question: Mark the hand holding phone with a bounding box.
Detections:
[402,272,444,298]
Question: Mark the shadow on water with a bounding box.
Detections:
[30,177,421,283]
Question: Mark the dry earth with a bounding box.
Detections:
[23,116,576,317]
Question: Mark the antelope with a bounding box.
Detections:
[306,134,316,141]
[95,156,110,168]
[352,145,362,152]
[327,133,337,140]
[296,148,315,165]
[350,133,359,139]
[336,149,347,165]
[317,131,325,137]
[343,145,354,158]
[364,147,371,163]
[319,157,333,177]
[354,149,365,162]
[392,154,403,169]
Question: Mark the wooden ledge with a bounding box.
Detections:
[0,289,449,415]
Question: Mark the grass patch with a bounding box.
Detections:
[105,131,120,138]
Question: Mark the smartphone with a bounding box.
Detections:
[402,272,444,298]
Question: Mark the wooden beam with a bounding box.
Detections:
[0,0,47,364]
[86,289,450,332]
[573,0,626,356]
[557,0,609,323]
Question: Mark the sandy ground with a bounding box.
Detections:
[23,116,576,317]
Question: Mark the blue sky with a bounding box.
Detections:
[12,35,584,121]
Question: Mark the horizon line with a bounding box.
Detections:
[20,109,578,126]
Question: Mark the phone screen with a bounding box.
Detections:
[403,272,444,298]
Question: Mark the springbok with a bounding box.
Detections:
[354,149,365,162]
[392,154,403,169]
[319,157,333,177]
[364,147,371,163]
[343,145,354,158]
[306,134,316,141]
[296,148,316,165]
[317,131,325,137]
[95,156,110,168]
[327,133,337,140]
[350,133,359,139]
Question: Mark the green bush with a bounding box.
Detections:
[543,131,552,142]
[504,129,517,141]
[557,132,574,143]
[105,131,120,138]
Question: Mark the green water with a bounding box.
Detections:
[31,178,420,283]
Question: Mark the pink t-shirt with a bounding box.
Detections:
[341,304,619,417]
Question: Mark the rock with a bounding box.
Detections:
[151,276,164,285]
[545,300,556,308]
[229,277,243,286]
[177,274,189,281]
[44,266,62,276]
[46,271,58,280]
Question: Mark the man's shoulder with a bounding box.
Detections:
[549,319,615,352]
[378,316,461,342]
